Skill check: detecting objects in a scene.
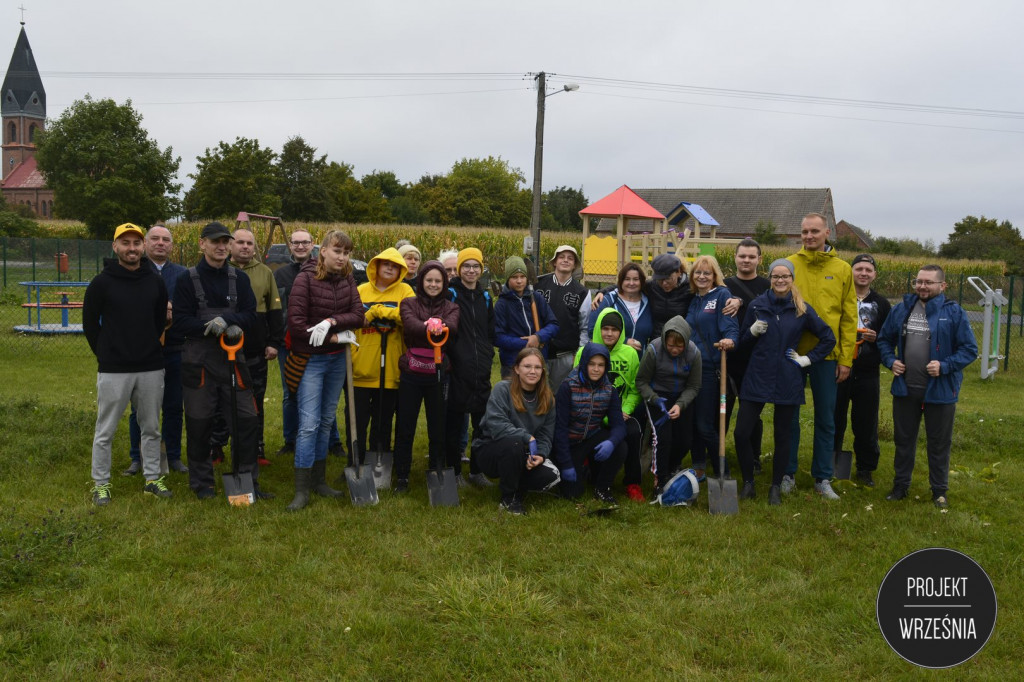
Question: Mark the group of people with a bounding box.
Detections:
[84,213,978,514]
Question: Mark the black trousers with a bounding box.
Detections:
[892,393,956,495]
[474,435,559,499]
[735,400,797,486]
[354,385,397,462]
[393,370,446,480]
[726,372,762,470]
[834,369,881,473]
[649,393,694,486]
[444,408,483,476]
[622,412,643,487]
[558,429,627,498]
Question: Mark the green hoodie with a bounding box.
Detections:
[574,308,640,416]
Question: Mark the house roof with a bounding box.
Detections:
[596,187,836,237]
[579,184,665,219]
[1,155,46,189]
[1,26,45,118]
[836,219,874,249]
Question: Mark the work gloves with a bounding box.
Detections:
[653,397,670,427]
[786,348,811,368]
[425,317,445,335]
[203,316,227,337]
[751,320,768,336]
[224,325,243,343]
[560,466,577,482]
[593,440,615,462]
[336,330,359,347]
[528,439,538,458]
[307,319,332,347]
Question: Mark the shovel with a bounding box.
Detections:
[833,450,853,481]
[219,333,254,507]
[425,326,459,507]
[368,320,394,490]
[344,345,378,506]
[708,346,739,515]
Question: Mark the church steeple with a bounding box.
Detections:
[2,25,45,119]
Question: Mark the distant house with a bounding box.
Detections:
[835,220,874,250]
[595,188,837,245]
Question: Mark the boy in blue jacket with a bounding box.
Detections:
[495,256,558,377]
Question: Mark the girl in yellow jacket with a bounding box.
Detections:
[352,248,416,461]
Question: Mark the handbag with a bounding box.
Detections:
[405,347,438,375]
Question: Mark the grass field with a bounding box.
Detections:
[0,334,1021,679]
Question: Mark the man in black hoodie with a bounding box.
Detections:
[84,223,170,506]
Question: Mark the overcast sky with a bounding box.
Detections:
[10,0,1024,243]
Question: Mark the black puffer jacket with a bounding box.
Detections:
[398,261,461,373]
[446,276,495,412]
[287,259,365,355]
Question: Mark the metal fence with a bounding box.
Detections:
[2,238,1023,375]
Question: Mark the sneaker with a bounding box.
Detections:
[625,484,645,502]
[210,446,224,466]
[394,478,409,494]
[740,481,756,500]
[780,474,796,494]
[275,442,295,457]
[196,486,216,500]
[768,485,782,506]
[753,459,763,475]
[144,477,172,499]
[855,470,875,487]
[499,497,526,515]
[593,488,618,506]
[886,486,908,501]
[814,479,840,500]
[254,485,275,501]
[468,473,493,488]
[257,457,272,467]
[455,474,467,488]
[933,494,949,509]
[168,459,189,473]
[92,483,112,506]
[122,460,141,476]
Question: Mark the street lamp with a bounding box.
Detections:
[529,72,578,268]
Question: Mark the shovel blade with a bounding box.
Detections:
[222,471,255,507]
[833,450,853,481]
[708,478,739,515]
[370,450,393,491]
[426,467,460,507]
[345,465,379,506]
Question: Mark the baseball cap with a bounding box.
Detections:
[113,223,146,240]
[200,222,233,240]
[851,253,876,268]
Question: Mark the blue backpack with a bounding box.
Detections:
[651,468,699,507]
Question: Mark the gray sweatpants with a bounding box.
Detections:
[92,370,164,486]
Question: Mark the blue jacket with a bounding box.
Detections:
[686,286,739,368]
[588,289,654,352]
[877,293,978,404]
[738,291,836,405]
[494,284,559,368]
[552,342,625,471]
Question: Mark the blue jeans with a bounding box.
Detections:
[279,346,340,447]
[294,351,347,468]
[787,360,837,480]
[129,351,183,463]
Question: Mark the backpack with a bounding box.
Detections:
[651,468,699,507]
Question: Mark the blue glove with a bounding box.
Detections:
[655,397,668,414]
[593,440,615,462]
[561,466,577,482]
[528,439,538,457]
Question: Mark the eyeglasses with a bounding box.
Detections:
[460,263,482,271]
[770,274,792,281]
[290,240,312,246]
[913,279,943,286]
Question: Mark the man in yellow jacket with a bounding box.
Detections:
[352,248,415,462]
[783,213,857,500]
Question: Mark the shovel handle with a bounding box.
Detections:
[219,333,244,362]
[428,326,449,364]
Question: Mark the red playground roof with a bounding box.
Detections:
[579,184,665,219]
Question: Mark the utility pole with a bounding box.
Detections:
[529,71,546,268]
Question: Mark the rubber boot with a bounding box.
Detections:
[311,459,344,498]
[286,468,312,511]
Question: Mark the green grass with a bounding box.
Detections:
[0,336,1022,679]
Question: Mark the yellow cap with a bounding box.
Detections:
[113,223,146,240]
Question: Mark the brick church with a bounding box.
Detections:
[1,22,53,217]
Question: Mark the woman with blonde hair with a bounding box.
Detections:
[472,348,560,514]
[735,258,835,505]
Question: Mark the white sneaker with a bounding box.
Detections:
[814,479,840,500]
[780,475,796,494]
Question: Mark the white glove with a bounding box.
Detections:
[307,319,332,347]
[750,320,768,337]
[786,348,811,368]
[336,329,359,347]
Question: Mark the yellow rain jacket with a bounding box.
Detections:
[352,248,415,389]
[789,246,857,367]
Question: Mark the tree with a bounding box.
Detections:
[34,96,180,237]
[324,162,390,223]
[424,156,531,227]
[940,215,1024,274]
[540,185,589,232]
[361,170,405,201]
[183,137,279,220]
[276,136,331,221]
[872,236,937,257]
[752,219,786,245]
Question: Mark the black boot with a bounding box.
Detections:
[740,481,756,500]
[311,459,344,498]
[286,468,312,511]
[768,485,782,506]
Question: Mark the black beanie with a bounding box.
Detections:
[601,312,624,332]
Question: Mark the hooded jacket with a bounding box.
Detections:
[398,261,460,373]
[230,258,284,361]
[588,288,654,352]
[352,248,415,389]
[475,379,555,458]
[446,275,496,412]
[494,283,559,368]
[636,315,702,411]
[552,342,626,471]
[877,292,978,404]
[738,290,836,405]
[788,245,857,366]
[84,257,168,374]
[685,285,739,368]
[286,258,365,355]
[574,308,640,416]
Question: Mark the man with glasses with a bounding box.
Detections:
[785,213,857,500]
[535,245,591,390]
[877,265,977,509]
